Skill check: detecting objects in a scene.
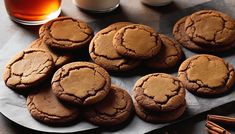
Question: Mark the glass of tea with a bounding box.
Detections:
[4,0,61,25]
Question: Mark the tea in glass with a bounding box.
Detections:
[4,0,61,25]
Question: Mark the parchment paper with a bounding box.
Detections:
[1,0,235,133]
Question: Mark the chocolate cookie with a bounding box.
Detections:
[133,73,185,112]
[29,39,71,68]
[185,10,235,46]
[89,22,140,71]
[51,62,111,105]
[173,16,235,52]
[27,86,79,125]
[85,85,133,126]
[39,17,93,50]
[134,100,186,123]
[3,49,54,90]
[113,24,162,59]
[178,54,235,96]
[146,34,183,69]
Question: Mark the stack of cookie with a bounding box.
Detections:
[3,17,95,91]
[89,22,184,71]
[30,17,94,69]
[3,17,135,126]
[51,61,134,126]
[173,10,235,52]
[132,73,186,123]
[26,61,134,126]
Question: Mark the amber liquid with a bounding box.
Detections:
[4,0,61,21]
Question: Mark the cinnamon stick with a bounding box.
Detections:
[206,121,231,134]
[208,114,235,126]
[206,128,223,134]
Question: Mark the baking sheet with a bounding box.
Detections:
[1,0,235,133]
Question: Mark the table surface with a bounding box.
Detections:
[0,0,235,134]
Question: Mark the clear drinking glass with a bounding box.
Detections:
[73,0,120,13]
[4,0,61,25]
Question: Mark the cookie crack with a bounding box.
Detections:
[22,59,51,78]
[48,19,92,43]
[120,26,159,55]
[94,105,127,117]
[5,51,52,87]
[90,50,134,70]
[54,66,108,104]
[182,56,231,91]
[188,13,232,44]
[136,74,181,109]
[91,46,123,60]
[27,97,76,121]
[120,29,137,54]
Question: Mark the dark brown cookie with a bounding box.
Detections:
[134,100,186,123]
[89,22,140,71]
[185,10,235,46]
[3,49,54,90]
[178,54,235,96]
[173,16,235,52]
[113,24,162,59]
[27,86,79,125]
[146,34,183,69]
[85,85,133,126]
[51,62,111,105]
[133,73,185,112]
[28,39,71,68]
[39,17,93,50]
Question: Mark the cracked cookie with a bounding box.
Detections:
[185,10,235,47]
[89,22,140,71]
[3,49,54,90]
[113,24,162,59]
[134,99,186,123]
[173,16,235,52]
[178,54,235,96]
[51,62,111,105]
[29,39,71,68]
[146,34,183,69]
[133,73,185,112]
[39,17,94,50]
[84,85,133,126]
[27,86,79,125]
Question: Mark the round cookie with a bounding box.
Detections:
[39,17,93,50]
[146,34,183,69]
[185,10,235,46]
[113,24,162,59]
[85,85,133,126]
[178,54,235,96]
[27,86,79,125]
[3,49,54,90]
[173,16,235,52]
[51,62,111,105]
[29,39,71,68]
[134,100,186,123]
[133,73,185,112]
[89,22,140,71]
